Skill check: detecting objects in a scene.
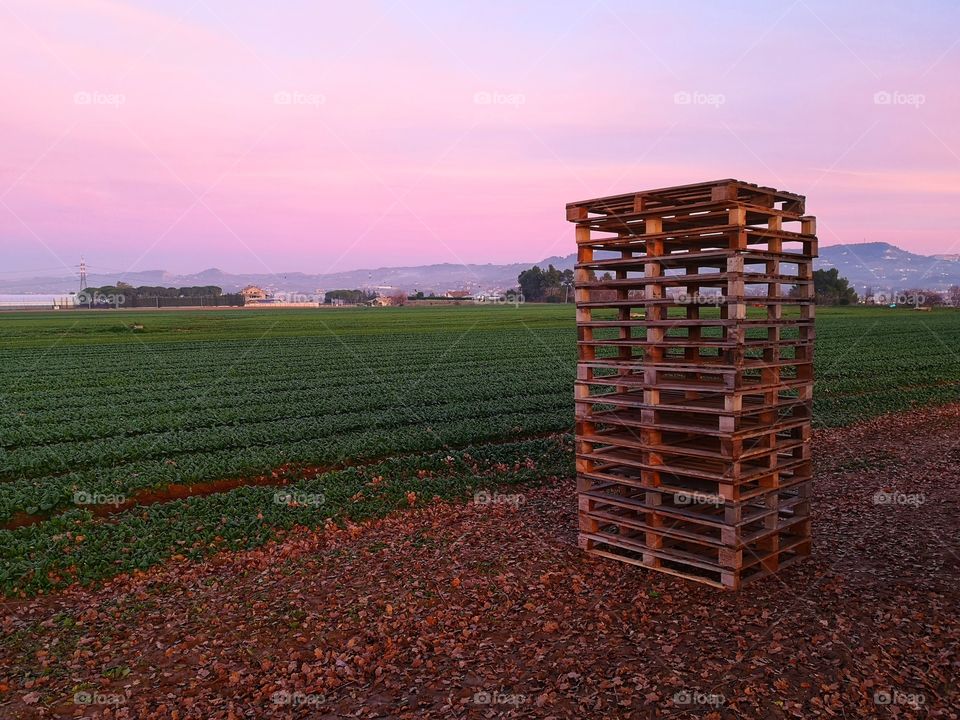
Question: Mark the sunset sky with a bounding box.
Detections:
[1,0,958,277]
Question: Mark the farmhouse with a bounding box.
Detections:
[374,288,406,306]
[240,285,268,301]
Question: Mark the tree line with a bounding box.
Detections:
[324,289,378,304]
[79,284,243,307]
[514,264,957,307]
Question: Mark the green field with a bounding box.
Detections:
[1,304,958,595]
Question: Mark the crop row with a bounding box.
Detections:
[0,388,571,479]
[0,435,574,596]
[0,347,572,404]
[0,368,570,449]
[0,406,573,524]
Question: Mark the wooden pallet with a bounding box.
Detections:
[570,179,816,589]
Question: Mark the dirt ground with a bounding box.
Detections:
[2,404,958,719]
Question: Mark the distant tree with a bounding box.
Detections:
[542,264,563,290]
[134,286,177,298]
[518,266,546,301]
[80,286,125,307]
[518,264,572,302]
[325,289,375,305]
[805,268,858,305]
[542,286,565,303]
[177,285,223,297]
[78,284,240,308]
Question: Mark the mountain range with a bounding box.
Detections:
[817,242,960,292]
[3,243,959,295]
[1,256,578,295]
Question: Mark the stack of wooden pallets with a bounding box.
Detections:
[567,179,817,589]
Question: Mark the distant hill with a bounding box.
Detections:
[816,242,960,292]
[0,255,578,295]
[5,242,959,295]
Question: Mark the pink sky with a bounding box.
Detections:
[1,0,958,277]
